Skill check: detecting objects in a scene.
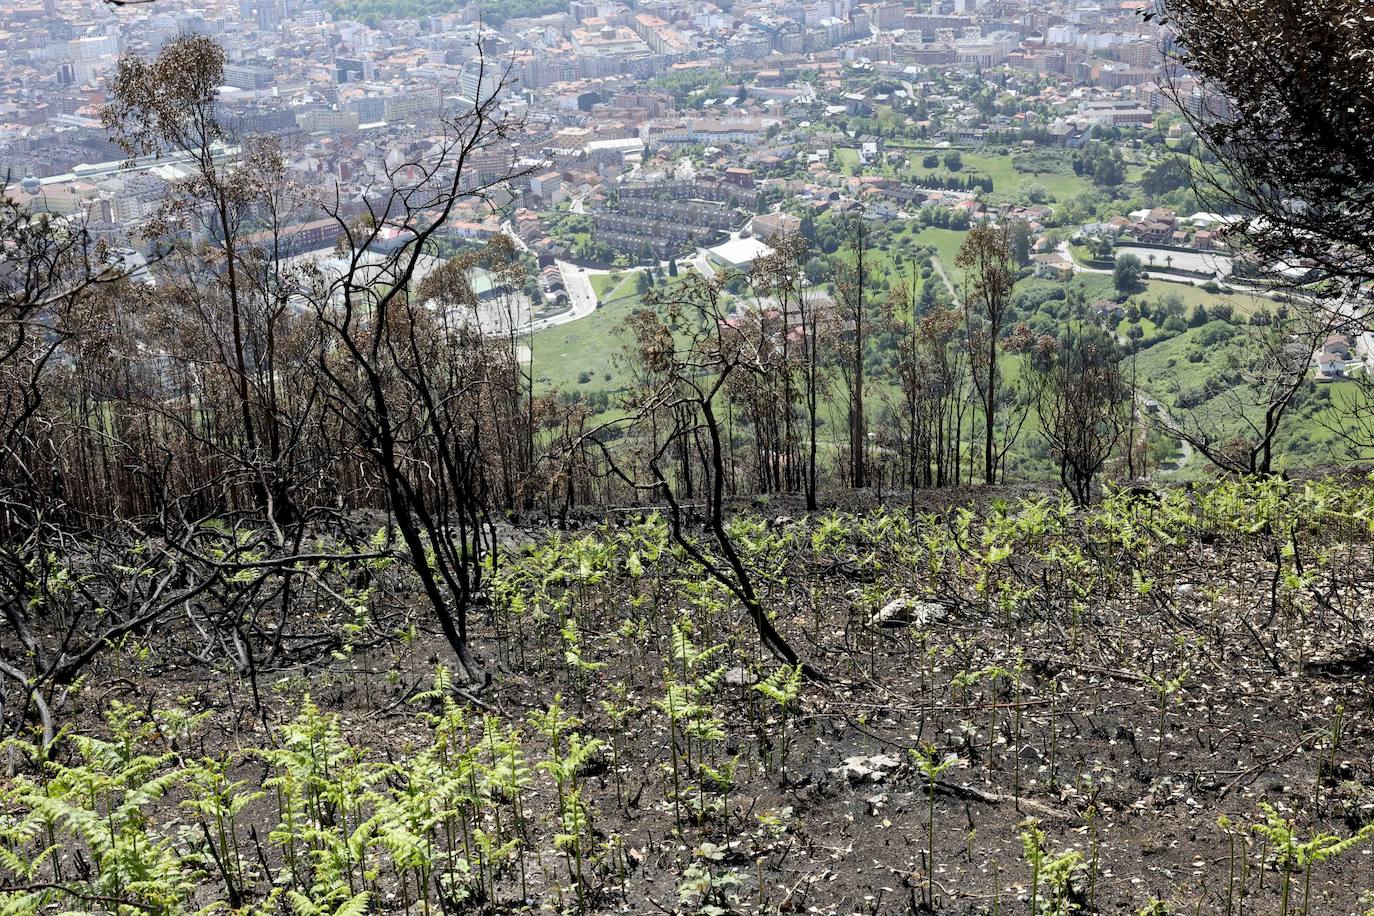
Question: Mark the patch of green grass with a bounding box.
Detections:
[834,147,861,174]
[817,221,946,304]
[911,226,968,286]
[1067,243,1107,268]
[1067,272,1118,302]
[904,150,1096,203]
[531,272,696,393]
[531,285,644,392]
[596,272,642,306]
[589,273,622,300]
[1137,279,1271,317]
[1128,319,1371,471]
[1130,320,1231,397]
[1117,315,1164,347]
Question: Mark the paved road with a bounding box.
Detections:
[1139,396,1196,474]
[523,260,601,334]
[502,223,529,253]
[1057,240,1223,285]
[687,249,717,278]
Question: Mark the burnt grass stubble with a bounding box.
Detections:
[33,484,1374,915]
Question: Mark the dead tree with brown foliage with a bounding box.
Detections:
[726,233,821,497]
[884,272,970,506]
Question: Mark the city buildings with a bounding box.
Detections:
[1,0,1186,271]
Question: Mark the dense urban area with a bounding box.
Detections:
[7,0,1373,478]
[4,0,1374,913]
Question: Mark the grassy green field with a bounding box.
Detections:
[1131,319,1238,396]
[829,223,1263,321]
[589,272,640,303]
[1128,319,1371,471]
[1137,279,1271,316]
[833,147,861,175]
[527,218,1358,478]
[1067,242,1104,267]
[1116,314,1162,341]
[531,284,643,393]
[531,271,690,393]
[911,226,969,286]
[903,149,1094,203]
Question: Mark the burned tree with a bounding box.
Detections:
[885,272,969,504]
[0,183,122,746]
[1159,0,1374,305]
[101,39,336,527]
[1023,327,1131,506]
[102,37,278,514]
[610,273,818,676]
[956,221,1023,485]
[834,216,870,490]
[729,233,821,498]
[309,60,528,685]
[1158,310,1338,476]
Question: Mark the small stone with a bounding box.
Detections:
[833,754,904,783]
[868,597,948,628]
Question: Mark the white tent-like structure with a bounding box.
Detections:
[705,235,773,271]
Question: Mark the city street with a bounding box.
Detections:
[521,260,601,334]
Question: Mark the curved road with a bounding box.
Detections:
[522,260,601,334]
[1138,396,1195,474]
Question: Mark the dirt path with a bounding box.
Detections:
[1144,395,1196,473]
[932,254,960,305]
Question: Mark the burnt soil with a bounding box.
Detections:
[15,482,1374,915]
